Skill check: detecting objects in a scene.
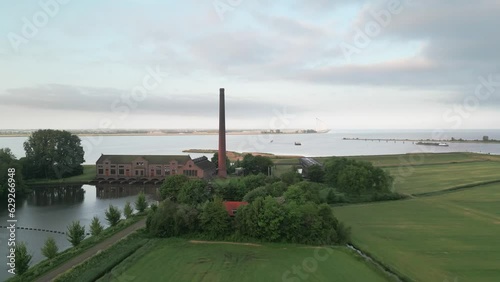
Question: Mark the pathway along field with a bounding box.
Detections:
[35,218,146,282]
[108,239,390,282]
[333,182,500,281]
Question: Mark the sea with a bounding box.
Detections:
[1,129,500,163]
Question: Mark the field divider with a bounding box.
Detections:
[412,179,500,197]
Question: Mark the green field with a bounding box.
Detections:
[107,239,390,282]
[27,165,96,185]
[333,182,500,282]
[387,161,500,195]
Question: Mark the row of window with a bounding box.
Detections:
[183,170,199,177]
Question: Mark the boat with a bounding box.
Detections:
[294,142,302,146]
[315,118,331,133]
[416,142,449,147]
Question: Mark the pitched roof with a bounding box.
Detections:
[96,155,191,164]
[193,156,216,171]
[223,201,249,217]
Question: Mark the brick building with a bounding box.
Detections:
[95,155,216,181]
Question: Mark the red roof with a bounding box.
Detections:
[223,201,248,217]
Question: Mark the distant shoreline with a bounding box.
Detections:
[0,130,329,138]
[343,137,500,144]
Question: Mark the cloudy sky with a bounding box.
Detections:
[1,0,499,130]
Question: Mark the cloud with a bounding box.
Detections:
[1,84,304,118]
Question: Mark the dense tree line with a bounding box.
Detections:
[22,129,85,179]
[149,174,351,245]
[322,157,394,195]
[0,148,27,198]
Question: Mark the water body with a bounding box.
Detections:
[0,185,158,281]
[1,130,500,280]
[2,130,500,164]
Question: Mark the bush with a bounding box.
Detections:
[135,192,148,212]
[67,221,86,247]
[105,205,121,227]
[146,200,199,237]
[41,237,58,260]
[124,201,133,219]
[200,198,230,239]
[15,242,32,275]
[90,216,104,236]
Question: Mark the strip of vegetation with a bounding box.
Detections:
[7,215,145,282]
[96,239,159,281]
[26,165,96,186]
[347,243,411,282]
[54,232,149,282]
[412,179,500,197]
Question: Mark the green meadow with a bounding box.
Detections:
[105,239,390,282]
[334,182,500,282]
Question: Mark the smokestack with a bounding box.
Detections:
[218,88,227,178]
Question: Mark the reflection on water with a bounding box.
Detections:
[95,184,160,200]
[0,184,159,281]
[28,185,85,206]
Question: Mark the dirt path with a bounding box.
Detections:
[189,240,261,247]
[36,218,146,282]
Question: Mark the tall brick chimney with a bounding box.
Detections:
[218,88,227,178]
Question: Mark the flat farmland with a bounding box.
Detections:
[387,161,500,195]
[106,239,390,282]
[333,182,500,282]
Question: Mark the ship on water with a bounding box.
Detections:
[315,118,331,133]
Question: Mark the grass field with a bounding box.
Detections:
[27,165,96,185]
[387,161,500,195]
[333,182,500,282]
[107,239,390,282]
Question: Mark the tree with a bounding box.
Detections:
[200,198,230,239]
[67,221,85,247]
[124,201,133,219]
[160,174,190,201]
[258,196,286,241]
[41,237,58,260]
[178,179,209,206]
[211,152,234,174]
[307,165,325,183]
[135,192,148,213]
[105,204,121,226]
[280,168,302,186]
[15,242,32,275]
[241,154,274,175]
[90,216,104,236]
[0,148,27,198]
[22,129,85,179]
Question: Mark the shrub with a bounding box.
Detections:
[15,242,32,275]
[67,221,86,247]
[41,237,58,260]
[135,192,148,212]
[90,216,104,236]
[105,204,121,227]
[124,201,133,219]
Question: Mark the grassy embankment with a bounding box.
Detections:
[7,215,145,282]
[100,238,391,282]
[329,152,500,281]
[334,182,500,281]
[26,165,96,185]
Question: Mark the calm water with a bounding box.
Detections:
[0,185,158,281]
[1,130,500,280]
[2,130,500,164]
